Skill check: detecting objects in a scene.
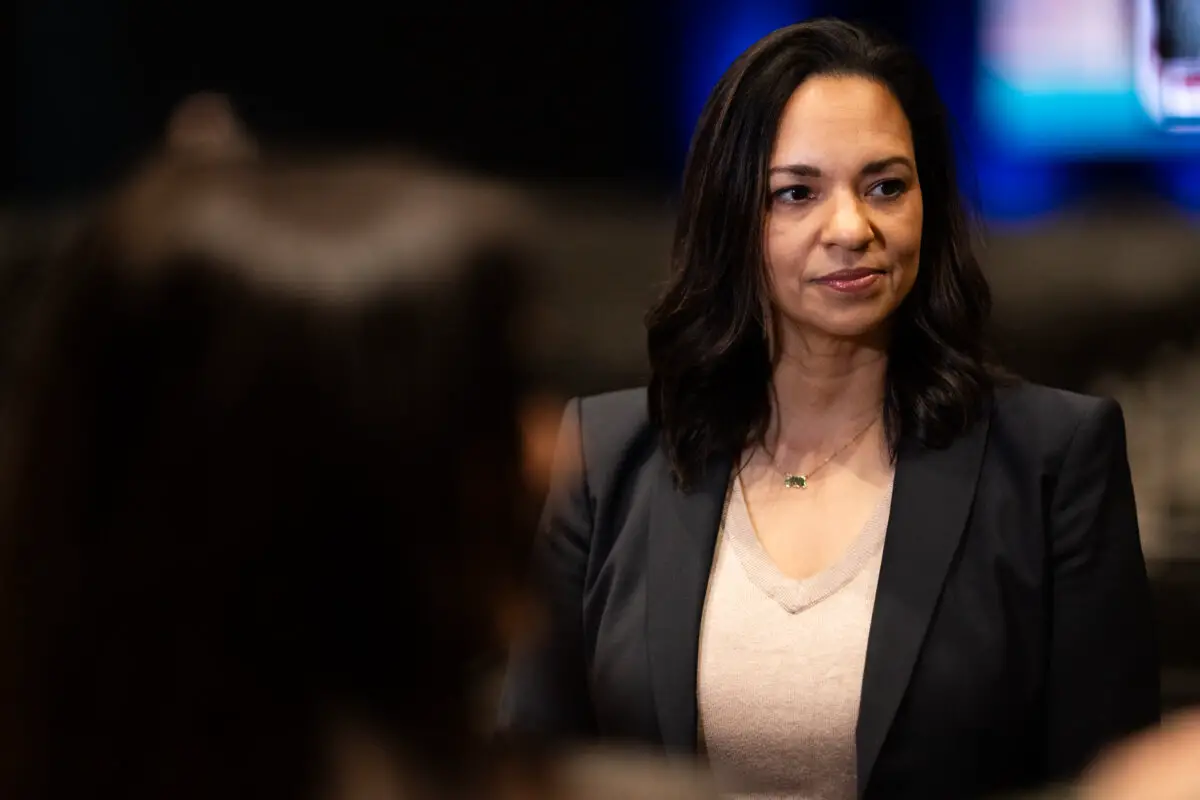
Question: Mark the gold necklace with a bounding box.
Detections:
[769,417,877,489]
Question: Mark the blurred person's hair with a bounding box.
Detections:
[165,92,258,160]
[0,208,81,400]
[0,139,539,799]
[646,18,996,488]
[0,93,246,408]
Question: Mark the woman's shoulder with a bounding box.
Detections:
[988,379,1118,422]
[570,386,657,465]
[553,386,666,506]
[989,380,1126,454]
[992,380,1117,419]
[575,386,651,433]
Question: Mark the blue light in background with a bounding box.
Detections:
[1156,159,1200,210]
[978,78,1200,157]
[970,156,1071,221]
[676,0,809,154]
[909,0,1070,221]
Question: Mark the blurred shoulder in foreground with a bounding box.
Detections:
[1074,708,1200,800]
[0,98,713,800]
[1001,708,1200,800]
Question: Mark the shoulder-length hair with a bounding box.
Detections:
[647,18,994,488]
[0,151,536,800]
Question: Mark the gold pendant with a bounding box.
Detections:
[784,474,808,489]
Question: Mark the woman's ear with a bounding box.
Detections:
[165,92,257,161]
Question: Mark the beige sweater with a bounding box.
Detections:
[697,475,893,799]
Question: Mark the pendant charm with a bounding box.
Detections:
[784,474,808,489]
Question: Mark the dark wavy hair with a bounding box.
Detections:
[0,152,535,800]
[647,17,995,488]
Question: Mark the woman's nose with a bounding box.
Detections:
[821,190,874,251]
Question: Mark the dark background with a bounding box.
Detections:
[6,0,949,203]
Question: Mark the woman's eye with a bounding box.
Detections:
[772,186,815,204]
[868,179,906,199]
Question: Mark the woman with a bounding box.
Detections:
[0,128,713,799]
[499,18,1160,800]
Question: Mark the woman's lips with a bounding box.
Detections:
[813,267,885,293]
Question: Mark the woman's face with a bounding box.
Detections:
[763,74,922,343]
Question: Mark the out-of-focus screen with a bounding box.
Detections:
[979,0,1200,156]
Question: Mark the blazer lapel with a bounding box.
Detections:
[646,453,732,753]
[856,408,991,796]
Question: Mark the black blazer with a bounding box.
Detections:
[499,383,1160,799]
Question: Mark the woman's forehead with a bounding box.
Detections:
[769,75,915,172]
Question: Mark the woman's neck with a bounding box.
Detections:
[767,335,888,452]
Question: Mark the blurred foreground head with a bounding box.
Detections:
[0,125,538,799]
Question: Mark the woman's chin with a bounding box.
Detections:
[786,310,894,343]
